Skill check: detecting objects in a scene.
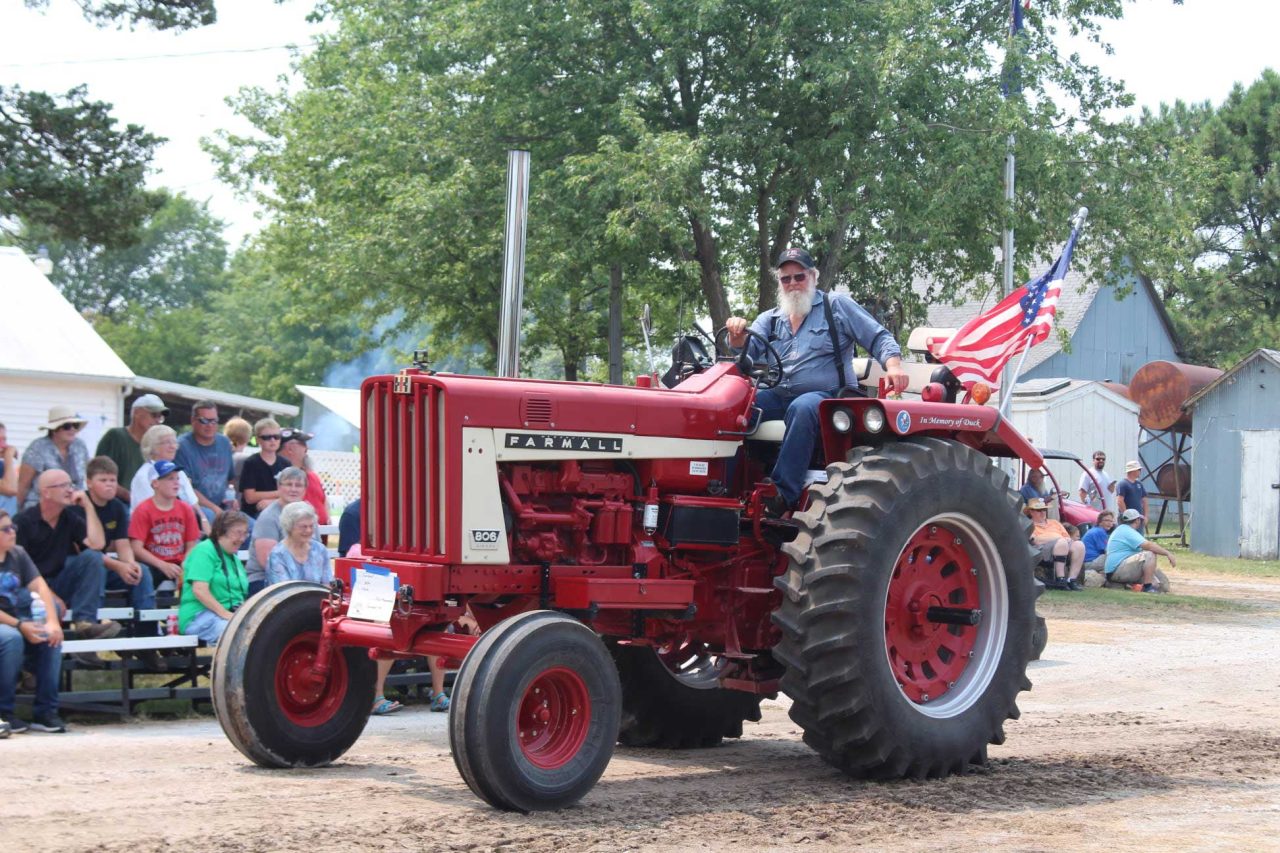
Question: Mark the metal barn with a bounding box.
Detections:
[1005,378,1141,509]
[1184,349,1280,560]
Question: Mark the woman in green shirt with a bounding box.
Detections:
[179,511,250,644]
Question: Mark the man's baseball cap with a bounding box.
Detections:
[1119,508,1144,523]
[131,393,169,414]
[279,427,314,446]
[1124,460,1141,473]
[151,459,183,481]
[1025,497,1049,511]
[775,247,815,269]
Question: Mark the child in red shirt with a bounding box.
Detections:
[128,460,200,588]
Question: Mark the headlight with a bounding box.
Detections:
[831,407,853,433]
[863,406,885,433]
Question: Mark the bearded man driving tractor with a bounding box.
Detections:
[726,248,909,512]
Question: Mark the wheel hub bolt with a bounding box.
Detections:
[953,537,961,545]
[948,681,956,688]
[922,693,930,701]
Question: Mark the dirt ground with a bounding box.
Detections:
[8,575,1280,853]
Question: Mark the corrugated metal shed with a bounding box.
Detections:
[1185,349,1280,559]
[1005,379,1140,510]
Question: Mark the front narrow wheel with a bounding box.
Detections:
[213,582,376,768]
[450,611,621,812]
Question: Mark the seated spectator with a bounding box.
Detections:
[129,461,201,589]
[178,511,250,645]
[278,428,330,526]
[14,470,121,640]
[337,497,361,559]
[131,425,210,536]
[95,394,168,504]
[1019,468,1058,510]
[224,417,253,489]
[16,407,90,509]
[1082,510,1116,573]
[244,467,310,596]
[1027,497,1085,591]
[1,509,66,734]
[267,501,331,586]
[239,418,287,519]
[85,456,155,614]
[1,423,19,516]
[1063,523,1080,540]
[175,401,236,525]
[1105,508,1175,593]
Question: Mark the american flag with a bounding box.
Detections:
[929,224,1081,386]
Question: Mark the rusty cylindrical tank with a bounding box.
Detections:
[1128,361,1223,432]
[1156,461,1192,500]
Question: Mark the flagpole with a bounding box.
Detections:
[996,1,1021,417]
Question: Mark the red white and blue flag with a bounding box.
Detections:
[929,222,1080,386]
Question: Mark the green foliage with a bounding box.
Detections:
[34,190,229,317]
[1146,71,1279,367]
[23,0,216,31]
[95,304,210,386]
[213,0,1192,378]
[0,85,163,247]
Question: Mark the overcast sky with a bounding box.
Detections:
[3,0,1277,246]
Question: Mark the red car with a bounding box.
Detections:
[1021,448,1105,531]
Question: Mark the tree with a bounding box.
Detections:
[1151,70,1279,366]
[95,304,210,386]
[213,0,1190,378]
[22,0,215,31]
[0,85,163,247]
[33,190,229,317]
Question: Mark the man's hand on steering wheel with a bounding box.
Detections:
[714,324,784,389]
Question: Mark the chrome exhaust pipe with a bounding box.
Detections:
[497,149,531,377]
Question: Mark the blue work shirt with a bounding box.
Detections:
[743,290,901,396]
[1082,525,1110,563]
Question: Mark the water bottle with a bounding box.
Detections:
[223,485,237,510]
[30,596,48,641]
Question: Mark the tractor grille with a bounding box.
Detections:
[363,376,445,558]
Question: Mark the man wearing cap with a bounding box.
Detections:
[1026,497,1085,590]
[128,460,201,588]
[725,248,908,512]
[175,401,236,525]
[1116,461,1149,533]
[96,394,168,504]
[1105,508,1174,593]
[14,469,122,640]
[278,428,330,525]
[16,406,91,509]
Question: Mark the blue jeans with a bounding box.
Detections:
[105,565,156,632]
[0,622,62,716]
[48,550,107,625]
[754,389,833,505]
[183,610,229,646]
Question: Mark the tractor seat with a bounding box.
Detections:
[751,420,787,442]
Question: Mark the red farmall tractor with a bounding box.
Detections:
[212,335,1044,812]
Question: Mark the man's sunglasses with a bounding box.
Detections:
[779,273,808,284]
[258,434,282,442]
[195,417,219,426]
[57,422,83,432]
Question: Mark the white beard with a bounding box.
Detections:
[777,280,816,319]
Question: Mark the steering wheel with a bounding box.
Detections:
[714,326,784,389]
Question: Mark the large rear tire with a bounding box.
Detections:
[449,611,621,812]
[213,582,376,768]
[613,643,763,748]
[773,438,1037,779]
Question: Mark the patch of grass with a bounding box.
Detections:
[1167,545,1280,578]
[1038,586,1256,615]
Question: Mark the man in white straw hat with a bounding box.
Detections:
[16,406,90,510]
[1116,460,1149,533]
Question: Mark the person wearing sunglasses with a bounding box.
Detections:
[15,406,90,510]
[1077,450,1116,513]
[175,401,236,527]
[723,247,908,515]
[94,394,168,505]
[239,418,289,519]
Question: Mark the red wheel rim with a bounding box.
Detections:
[884,524,980,704]
[274,631,350,727]
[518,667,591,769]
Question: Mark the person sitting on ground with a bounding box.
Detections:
[1104,508,1175,593]
[224,417,253,494]
[244,467,312,596]
[175,401,236,525]
[14,470,121,640]
[16,407,90,509]
[129,461,201,590]
[266,501,331,586]
[239,418,288,519]
[178,511,250,645]
[1063,523,1080,540]
[1082,510,1116,574]
[95,394,168,505]
[278,428,330,526]
[1026,497,1085,591]
[1,422,19,516]
[0,509,66,734]
[131,425,210,536]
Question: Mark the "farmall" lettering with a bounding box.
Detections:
[505,432,624,453]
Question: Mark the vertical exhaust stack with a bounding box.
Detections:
[497,149,531,378]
